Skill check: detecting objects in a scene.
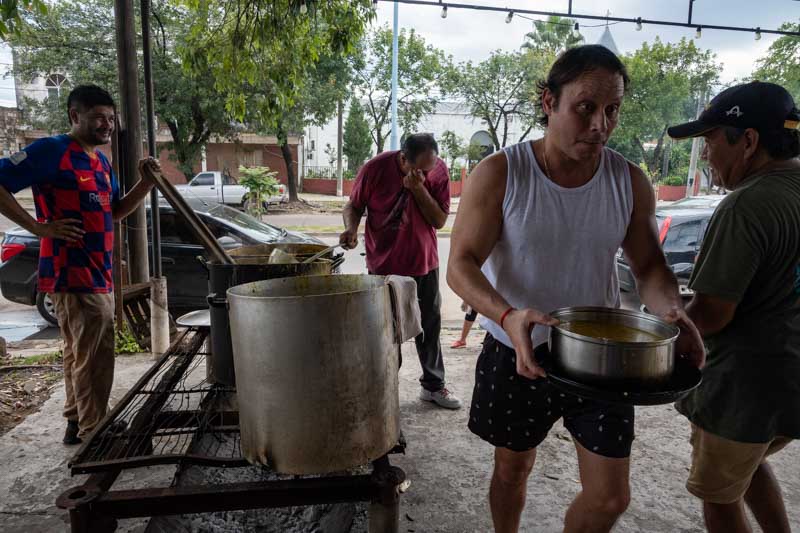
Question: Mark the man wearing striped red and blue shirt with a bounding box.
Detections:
[0,85,159,444]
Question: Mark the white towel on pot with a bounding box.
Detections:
[385,275,422,344]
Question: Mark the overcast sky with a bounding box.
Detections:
[373,0,799,90]
[0,1,797,107]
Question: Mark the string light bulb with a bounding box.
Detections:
[506,11,513,24]
[635,17,642,31]
[755,28,762,40]
[441,5,447,18]
[695,26,702,39]
[299,0,307,14]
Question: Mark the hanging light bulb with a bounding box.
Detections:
[755,28,762,40]
[574,22,579,31]
[441,5,447,18]
[506,11,513,24]
[636,17,642,31]
[695,26,702,39]
[299,0,307,14]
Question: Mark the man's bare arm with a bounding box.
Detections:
[0,185,84,241]
[112,158,158,222]
[447,152,556,379]
[621,163,683,315]
[339,201,364,249]
[408,184,448,229]
[621,162,705,367]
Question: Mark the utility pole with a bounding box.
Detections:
[389,1,399,151]
[141,0,170,357]
[685,89,706,198]
[114,0,148,284]
[336,100,343,197]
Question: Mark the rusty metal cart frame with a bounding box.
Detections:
[56,328,406,533]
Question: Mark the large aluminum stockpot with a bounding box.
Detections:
[227,274,400,475]
[548,307,680,387]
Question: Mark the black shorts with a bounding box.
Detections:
[468,333,635,458]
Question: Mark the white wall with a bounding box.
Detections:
[302,100,543,173]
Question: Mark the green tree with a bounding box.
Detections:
[238,165,280,216]
[752,22,800,102]
[266,51,359,201]
[522,15,584,55]
[0,0,45,37]
[608,38,721,179]
[184,0,374,201]
[8,0,239,181]
[343,98,372,172]
[352,25,451,153]
[439,130,464,169]
[448,51,546,150]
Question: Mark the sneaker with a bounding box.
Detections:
[450,340,467,349]
[63,420,81,445]
[419,387,462,410]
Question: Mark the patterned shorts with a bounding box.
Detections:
[468,333,635,458]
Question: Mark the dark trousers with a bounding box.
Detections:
[412,268,446,391]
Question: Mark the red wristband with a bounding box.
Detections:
[499,307,515,330]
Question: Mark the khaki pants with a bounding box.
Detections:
[51,292,115,438]
[687,424,793,504]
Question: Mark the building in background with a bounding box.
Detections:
[10,65,301,186]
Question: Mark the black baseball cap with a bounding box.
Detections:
[667,81,800,140]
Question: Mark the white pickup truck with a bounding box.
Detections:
[172,171,287,210]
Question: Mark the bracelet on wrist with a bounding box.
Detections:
[500,307,515,330]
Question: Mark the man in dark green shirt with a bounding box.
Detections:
[668,81,800,533]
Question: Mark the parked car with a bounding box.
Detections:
[0,198,329,325]
[171,171,287,211]
[666,194,725,210]
[617,202,719,295]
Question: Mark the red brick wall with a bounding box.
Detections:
[657,185,687,201]
[148,142,299,185]
[301,178,355,196]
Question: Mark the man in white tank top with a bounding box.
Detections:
[447,45,705,533]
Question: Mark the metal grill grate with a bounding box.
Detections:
[69,328,249,474]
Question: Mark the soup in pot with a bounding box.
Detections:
[559,320,665,343]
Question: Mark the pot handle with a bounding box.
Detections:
[207,293,228,309]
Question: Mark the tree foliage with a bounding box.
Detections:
[751,22,800,102]
[0,0,45,37]
[351,25,451,153]
[266,50,357,201]
[183,0,374,200]
[8,0,240,180]
[238,165,280,216]
[522,15,584,55]
[439,130,464,169]
[609,38,721,179]
[448,51,547,150]
[343,98,372,172]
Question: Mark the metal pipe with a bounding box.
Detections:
[390,1,399,151]
[141,0,161,278]
[114,0,149,283]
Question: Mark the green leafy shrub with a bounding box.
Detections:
[238,166,280,216]
[115,327,142,355]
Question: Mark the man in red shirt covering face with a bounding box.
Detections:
[340,133,461,409]
[0,85,160,444]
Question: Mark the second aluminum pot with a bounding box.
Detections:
[548,307,679,387]
[227,274,401,474]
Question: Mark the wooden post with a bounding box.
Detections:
[114,0,149,284]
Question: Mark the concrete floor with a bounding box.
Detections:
[0,330,798,532]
